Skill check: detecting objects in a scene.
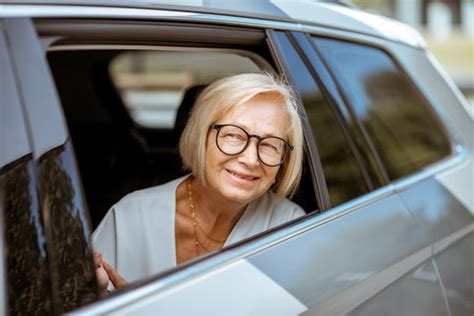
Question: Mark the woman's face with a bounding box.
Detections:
[204,94,289,205]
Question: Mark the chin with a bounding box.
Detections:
[223,188,262,205]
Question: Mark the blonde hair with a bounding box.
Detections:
[179,73,304,198]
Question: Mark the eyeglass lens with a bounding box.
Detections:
[216,125,287,166]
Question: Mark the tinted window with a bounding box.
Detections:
[272,32,369,206]
[314,37,452,180]
[37,143,98,313]
[2,159,54,315]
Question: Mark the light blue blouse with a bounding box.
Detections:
[92,175,304,283]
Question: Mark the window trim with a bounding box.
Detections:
[36,19,266,47]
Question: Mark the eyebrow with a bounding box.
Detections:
[227,121,285,139]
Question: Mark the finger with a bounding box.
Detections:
[95,265,110,295]
[92,251,103,268]
[102,259,128,288]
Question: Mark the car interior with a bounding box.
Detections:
[47,46,319,229]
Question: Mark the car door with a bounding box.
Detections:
[1,17,99,314]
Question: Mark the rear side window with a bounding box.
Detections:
[313,37,452,180]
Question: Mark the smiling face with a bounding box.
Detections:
[204,94,290,205]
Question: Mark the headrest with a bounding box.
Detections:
[174,85,206,137]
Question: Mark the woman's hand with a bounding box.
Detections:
[93,251,128,295]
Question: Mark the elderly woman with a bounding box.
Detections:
[93,72,305,292]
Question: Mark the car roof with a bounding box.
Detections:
[2,0,425,48]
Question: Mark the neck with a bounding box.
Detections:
[190,177,247,239]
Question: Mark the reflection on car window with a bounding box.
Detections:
[314,37,452,180]
[37,143,98,313]
[273,32,369,206]
[2,159,54,315]
[109,51,260,128]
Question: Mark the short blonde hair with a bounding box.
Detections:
[179,73,304,199]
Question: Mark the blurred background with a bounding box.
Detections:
[350,0,474,107]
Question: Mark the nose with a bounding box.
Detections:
[237,138,260,167]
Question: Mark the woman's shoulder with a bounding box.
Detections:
[254,191,305,221]
[113,175,189,213]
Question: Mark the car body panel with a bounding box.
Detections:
[3,18,68,160]
[247,194,445,312]
[346,259,449,316]
[399,179,473,241]
[434,233,474,315]
[106,259,307,315]
[0,22,30,169]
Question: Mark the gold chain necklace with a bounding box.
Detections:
[186,178,226,252]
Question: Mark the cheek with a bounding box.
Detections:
[263,166,280,184]
[205,137,229,171]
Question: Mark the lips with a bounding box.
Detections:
[226,169,259,181]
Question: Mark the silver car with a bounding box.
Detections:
[1,0,472,315]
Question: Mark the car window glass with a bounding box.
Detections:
[272,32,369,206]
[109,51,260,128]
[36,143,98,313]
[1,159,54,315]
[313,37,452,180]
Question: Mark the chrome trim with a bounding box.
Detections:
[1,4,424,48]
[392,144,468,192]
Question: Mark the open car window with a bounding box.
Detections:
[47,42,318,291]
[109,50,261,129]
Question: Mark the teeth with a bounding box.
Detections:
[231,171,256,180]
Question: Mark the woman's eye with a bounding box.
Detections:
[260,142,278,152]
[225,133,244,140]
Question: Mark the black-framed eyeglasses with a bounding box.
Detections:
[211,124,293,167]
